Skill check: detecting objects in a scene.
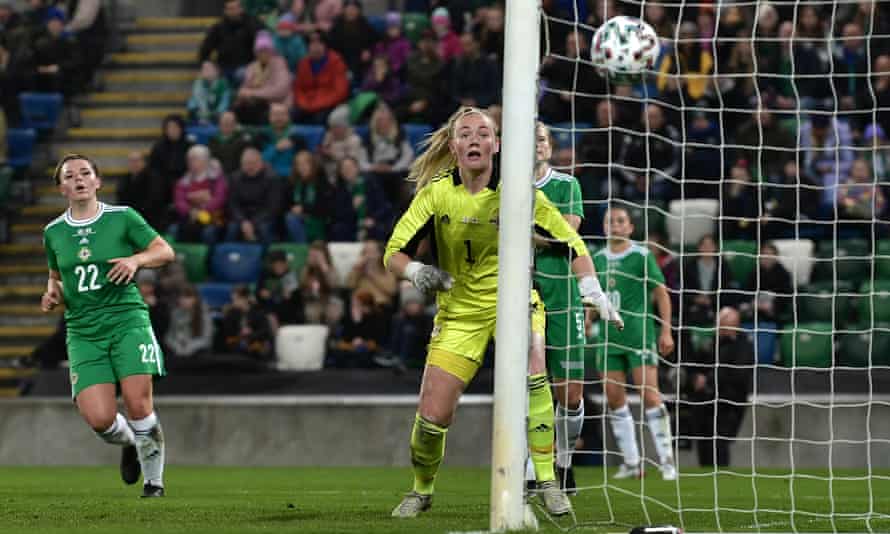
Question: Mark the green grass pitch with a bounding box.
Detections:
[1,466,888,533]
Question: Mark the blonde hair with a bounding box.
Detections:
[409,106,498,190]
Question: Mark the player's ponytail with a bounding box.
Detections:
[409,106,497,190]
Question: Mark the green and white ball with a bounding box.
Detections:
[591,16,660,76]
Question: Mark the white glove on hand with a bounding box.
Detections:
[579,275,624,331]
[404,261,454,294]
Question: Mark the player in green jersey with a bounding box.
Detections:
[592,205,676,480]
[530,122,587,494]
[41,154,175,497]
[385,107,623,519]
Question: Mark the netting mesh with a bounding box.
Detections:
[534,0,890,531]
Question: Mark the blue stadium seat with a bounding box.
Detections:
[197,282,235,309]
[211,243,264,283]
[293,124,326,152]
[19,92,63,131]
[367,14,386,35]
[354,124,370,145]
[6,128,37,170]
[742,321,778,365]
[187,124,219,146]
[404,123,433,154]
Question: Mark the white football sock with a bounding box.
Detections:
[645,405,674,465]
[130,412,165,487]
[610,404,640,466]
[96,413,135,446]
[554,402,584,469]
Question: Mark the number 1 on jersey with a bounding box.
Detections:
[464,240,476,264]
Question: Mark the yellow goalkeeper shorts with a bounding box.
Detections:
[427,290,546,384]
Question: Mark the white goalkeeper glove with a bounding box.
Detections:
[579,275,624,331]
[404,261,454,294]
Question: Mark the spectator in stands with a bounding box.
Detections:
[273,18,306,72]
[801,113,854,209]
[312,0,342,33]
[618,103,681,201]
[359,103,413,202]
[0,3,23,32]
[226,147,279,243]
[257,249,303,327]
[293,31,349,124]
[866,55,890,136]
[220,285,274,360]
[327,288,387,368]
[164,285,214,359]
[684,107,723,200]
[63,0,107,92]
[475,4,504,62]
[680,234,737,330]
[347,239,397,310]
[373,11,410,75]
[198,0,261,85]
[241,0,278,19]
[187,61,232,125]
[149,114,193,194]
[209,111,255,175]
[647,230,678,291]
[232,30,292,126]
[739,241,793,324]
[577,100,626,213]
[172,145,227,244]
[449,32,500,108]
[720,35,757,112]
[319,104,363,178]
[838,158,887,240]
[278,0,315,34]
[762,160,823,239]
[32,8,80,97]
[327,0,378,78]
[258,102,307,178]
[430,7,462,63]
[686,306,754,467]
[300,241,340,321]
[657,21,715,104]
[285,150,331,243]
[360,55,404,107]
[835,22,871,128]
[330,155,391,241]
[396,29,448,125]
[118,151,172,232]
[538,30,605,124]
[732,107,796,183]
[722,159,760,241]
[839,0,890,56]
[383,282,433,369]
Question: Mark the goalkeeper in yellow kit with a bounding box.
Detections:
[384,107,622,518]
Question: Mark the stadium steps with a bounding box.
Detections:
[0,346,37,360]
[66,127,158,141]
[78,91,190,106]
[132,17,215,30]
[107,51,197,69]
[104,70,194,93]
[125,32,204,52]
[0,325,56,345]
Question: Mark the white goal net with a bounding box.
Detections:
[535,0,890,531]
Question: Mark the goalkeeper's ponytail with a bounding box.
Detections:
[409,106,498,190]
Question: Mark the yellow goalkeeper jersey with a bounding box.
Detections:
[384,167,589,321]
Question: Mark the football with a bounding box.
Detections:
[591,16,660,75]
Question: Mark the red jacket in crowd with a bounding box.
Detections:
[293,49,349,114]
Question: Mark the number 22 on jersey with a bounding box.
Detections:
[74,264,102,292]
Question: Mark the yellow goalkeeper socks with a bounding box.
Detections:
[527,373,556,483]
[410,413,448,495]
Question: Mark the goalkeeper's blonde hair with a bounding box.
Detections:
[409,106,498,190]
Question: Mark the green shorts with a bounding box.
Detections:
[67,324,166,399]
[594,343,659,375]
[545,307,586,380]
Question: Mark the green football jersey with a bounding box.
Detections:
[534,169,584,310]
[44,203,159,338]
[592,243,665,353]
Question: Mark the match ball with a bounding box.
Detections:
[591,16,660,75]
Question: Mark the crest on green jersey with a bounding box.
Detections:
[78,247,92,262]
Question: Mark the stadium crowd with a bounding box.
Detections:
[9,0,890,394]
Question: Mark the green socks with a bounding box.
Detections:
[528,373,556,482]
[410,413,448,495]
